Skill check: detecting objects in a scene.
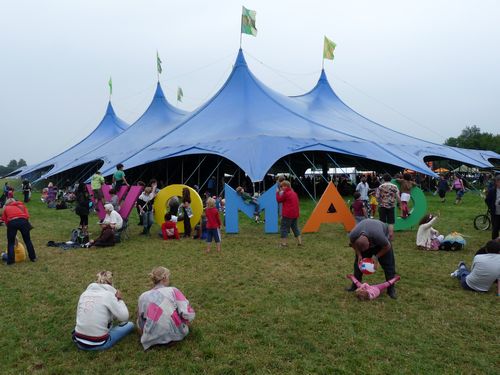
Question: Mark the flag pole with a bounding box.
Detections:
[240,32,243,49]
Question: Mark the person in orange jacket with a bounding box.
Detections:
[1,198,37,264]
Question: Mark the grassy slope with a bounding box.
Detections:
[0,183,498,375]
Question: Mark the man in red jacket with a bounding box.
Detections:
[276,180,302,247]
[1,198,37,264]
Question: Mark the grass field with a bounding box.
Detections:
[0,181,498,375]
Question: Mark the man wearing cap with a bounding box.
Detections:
[346,218,397,299]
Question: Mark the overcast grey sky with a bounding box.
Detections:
[1,0,499,166]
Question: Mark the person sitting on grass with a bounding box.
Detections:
[346,274,401,301]
[450,240,500,295]
[276,180,302,247]
[161,213,179,240]
[236,186,260,223]
[351,191,367,224]
[84,204,122,248]
[416,213,443,250]
[205,197,221,253]
[73,271,134,351]
[137,266,196,350]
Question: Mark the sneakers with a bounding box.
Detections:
[450,261,466,278]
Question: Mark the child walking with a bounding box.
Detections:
[346,274,401,301]
[396,173,416,218]
[205,197,221,253]
[369,190,378,218]
[351,192,367,223]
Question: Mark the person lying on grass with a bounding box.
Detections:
[450,240,500,295]
[73,271,134,351]
[137,267,196,350]
[346,274,401,301]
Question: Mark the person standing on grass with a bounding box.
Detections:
[1,198,37,264]
[450,240,500,295]
[396,173,416,218]
[138,186,156,236]
[346,219,398,299]
[437,174,449,203]
[377,173,400,241]
[73,271,134,351]
[137,267,196,350]
[112,163,129,191]
[276,180,302,247]
[484,174,500,240]
[22,179,32,203]
[75,182,90,235]
[178,187,193,238]
[205,197,221,253]
[90,170,105,208]
[355,175,370,213]
[352,192,367,224]
[452,174,465,205]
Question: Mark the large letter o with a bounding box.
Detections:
[153,184,203,234]
[392,180,427,231]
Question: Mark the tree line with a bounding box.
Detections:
[0,159,27,176]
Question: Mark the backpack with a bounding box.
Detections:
[71,228,89,245]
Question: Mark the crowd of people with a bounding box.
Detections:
[1,163,498,352]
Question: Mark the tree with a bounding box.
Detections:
[444,126,500,153]
[17,158,27,167]
[7,159,18,169]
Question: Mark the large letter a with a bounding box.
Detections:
[302,181,355,233]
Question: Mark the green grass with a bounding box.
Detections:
[0,182,498,374]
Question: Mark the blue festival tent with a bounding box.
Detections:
[34,83,187,180]
[291,70,496,169]
[20,101,129,180]
[103,50,497,182]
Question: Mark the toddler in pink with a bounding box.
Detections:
[346,274,401,300]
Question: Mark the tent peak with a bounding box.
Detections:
[105,101,116,116]
[154,82,166,99]
[235,49,248,68]
[319,69,328,82]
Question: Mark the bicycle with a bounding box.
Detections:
[473,208,491,231]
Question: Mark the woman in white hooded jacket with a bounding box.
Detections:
[416,214,443,250]
[73,271,134,350]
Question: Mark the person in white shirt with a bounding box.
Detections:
[84,204,123,247]
[356,175,370,209]
[416,213,443,250]
[72,271,134,350]
[450,240,500,295]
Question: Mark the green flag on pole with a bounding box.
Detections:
[323,36,336,60]
[108,77,113,96]
[177,87,183,102]
[157,51,162,75]
[241,6,257,36]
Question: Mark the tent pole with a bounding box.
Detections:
[216,159,220,195]
[197,156,201,187]
[184,155,207,186]
[284,160,316,202]
[199,158,223,192]
[313,153,317,200]
[303,153,329,184]
[181,159,184,184]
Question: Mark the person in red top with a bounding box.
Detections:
[161,213,180,240]
[205,197,221,253]
[1,198,37,264]
[276,180,302,247]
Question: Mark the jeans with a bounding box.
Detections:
[456,264,474,291]
[7,218,36,264]
[142,211,154,234]
[280,217,300,238]
[76,322,135,351]
[353,246,396,283]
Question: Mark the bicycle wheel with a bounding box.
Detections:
[473,214,491,231]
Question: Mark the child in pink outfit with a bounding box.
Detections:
[346,274,401,300]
